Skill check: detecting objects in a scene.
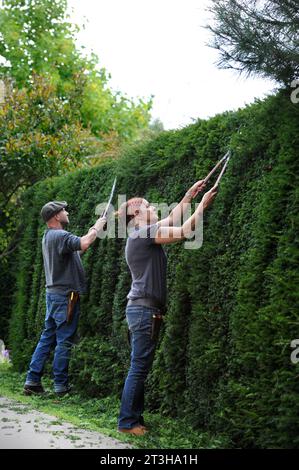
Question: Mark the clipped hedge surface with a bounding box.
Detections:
[8,90,299,447]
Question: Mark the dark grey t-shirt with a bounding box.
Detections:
[42,228,86,295]
[125,223,167,307]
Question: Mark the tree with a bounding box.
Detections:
[0,0,152,145]
[0,0,81,90]
[207,0,299,84]
[0,74,93,258]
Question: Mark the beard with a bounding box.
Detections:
[61,219,69,229]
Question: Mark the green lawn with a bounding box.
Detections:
[0,364,229,449]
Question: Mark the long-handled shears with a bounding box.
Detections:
[101,177,117,218]
[203,150,231,186]
[192,150,231,198]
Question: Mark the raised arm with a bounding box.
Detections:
[80,216,107,252]
[158,179,206,227]
[155,185,218,244]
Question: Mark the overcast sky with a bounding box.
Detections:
[68,0,277,130]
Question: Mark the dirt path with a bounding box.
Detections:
[0,396,131,449]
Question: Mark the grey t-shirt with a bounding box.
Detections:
[42,228,86,295]
[125,223,167,307]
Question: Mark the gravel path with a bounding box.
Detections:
[0,396,131,449]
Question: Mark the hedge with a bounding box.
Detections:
[6,89,299,448]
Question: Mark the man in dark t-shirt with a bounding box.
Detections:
[42,228,86,296]
[24,200,106,396]
[117,182,218,436]
[126,223,167,308]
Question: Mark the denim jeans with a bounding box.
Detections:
[25,292,80,393]
[118,305,160,429]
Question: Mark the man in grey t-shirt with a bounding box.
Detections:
[126,223,167,309]
[24,200,106,396]
[117,182,218,435]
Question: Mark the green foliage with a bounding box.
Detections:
[0,366,230,448]
[0,0,152,146]
[6,90,299,448]
[69,337,124,398]
[0,0,78,88]
[207,0,299,84]
[0,72,93,319]
[0,74,90,194]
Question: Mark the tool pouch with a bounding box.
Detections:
[67,291,79,324]
[127,329,131,347]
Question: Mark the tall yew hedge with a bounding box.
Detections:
[6,90,299,448]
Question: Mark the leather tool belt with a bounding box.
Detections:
[67,291,80,324]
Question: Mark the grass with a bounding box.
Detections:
[0,364,230,449]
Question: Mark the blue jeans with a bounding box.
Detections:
[118,305,159,429]
[25,292,80,393]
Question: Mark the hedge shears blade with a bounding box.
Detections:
[203,150,230,185]
[101,177,117,218]
[214,151,231,187]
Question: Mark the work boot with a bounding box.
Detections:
[55,386,72,397]
[139,416,148,430]
[118,425,148,436]
[23,384,45,396]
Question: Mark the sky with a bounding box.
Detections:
[68,0,277,130]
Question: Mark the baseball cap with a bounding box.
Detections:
[40,201,68,222]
